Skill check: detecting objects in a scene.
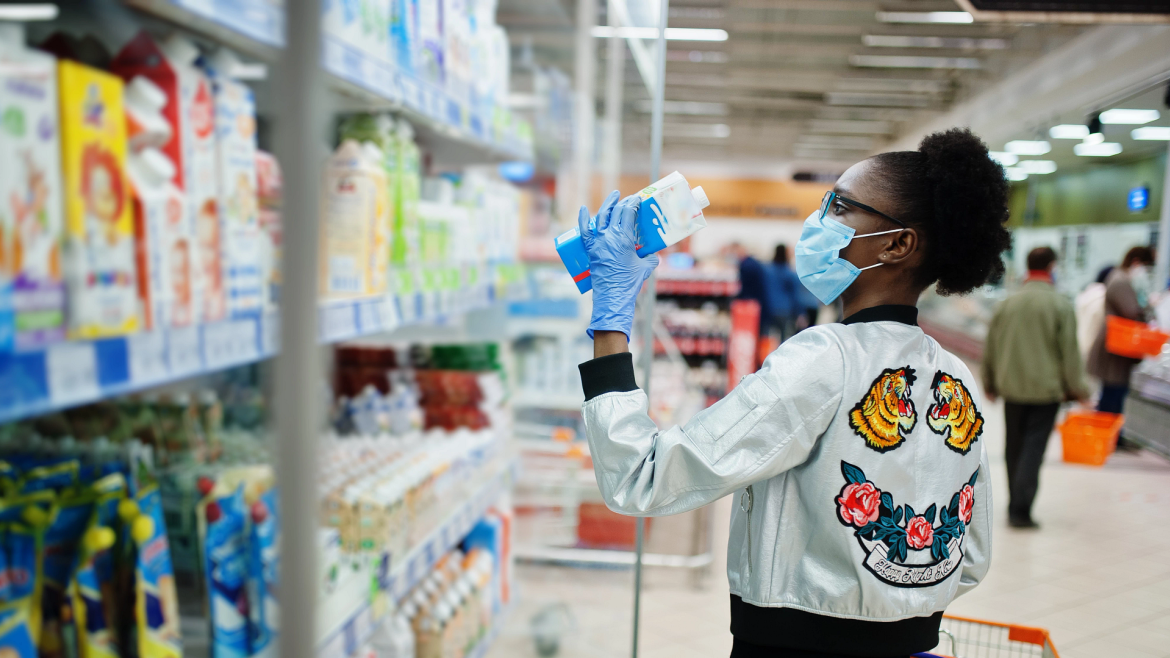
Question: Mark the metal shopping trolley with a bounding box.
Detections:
[913,615,1061,658]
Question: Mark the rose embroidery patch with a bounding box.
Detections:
[837,461,978,588]
[848,367,917,453]
[927,371,985,455]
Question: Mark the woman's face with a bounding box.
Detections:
[832,159,904,270]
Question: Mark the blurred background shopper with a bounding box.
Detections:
[1088,246,1156,417]
[981,246,1088,529]
[766,244,801,342]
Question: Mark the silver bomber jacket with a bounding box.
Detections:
[581,314,992,637]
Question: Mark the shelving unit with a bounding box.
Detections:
[318,457,519,657]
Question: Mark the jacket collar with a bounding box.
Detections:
[841,304,919,326]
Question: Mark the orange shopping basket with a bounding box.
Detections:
[1105,316,1169,358]
[915,615,1060,658]
[1058,410,1124,466]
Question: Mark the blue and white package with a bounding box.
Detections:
[204,485,250,658]
[554,222,593,294]
[246,489,278,658]
[631,172,709,258]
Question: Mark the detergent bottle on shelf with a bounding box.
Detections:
[555,171,709,294]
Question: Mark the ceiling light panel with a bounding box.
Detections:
[1016,160,1057,174]
[1005,140,1051,155]
[808,119,892,134]
[876,11,974,24]
[1099,109,1160,125]
[1049,124,1089,139]
[663,123,731,138]
[636,100,730,115]
[849,55,981,69]
[1074,142,1122,156]
[1132,126,1170,141]
[833,78,951,94]
[862,35,1007,49]
[825,92,932,107]
[988,152,1018,166]
[591,26,729,41]
[0,4,58,20]
[796,135,876,150]
[1004,168,1028,181]
[666,50,729,63]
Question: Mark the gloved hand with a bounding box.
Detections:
[579,190,659,340]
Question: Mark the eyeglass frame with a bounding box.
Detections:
[819,191,906,228]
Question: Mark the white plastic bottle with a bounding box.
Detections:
[632,171,710,257]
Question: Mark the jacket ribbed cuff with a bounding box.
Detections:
[579,352,639,400]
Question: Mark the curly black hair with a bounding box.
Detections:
[869,128,1011,295]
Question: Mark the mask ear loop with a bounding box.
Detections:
[853,228,905,271]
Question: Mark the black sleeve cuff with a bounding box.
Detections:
[579,352,639,401]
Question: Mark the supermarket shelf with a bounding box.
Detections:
[323,36,533,165]
[0,279,510,425]
[124,0,284,59]
[515,544,715,569]
[318,457,520,658]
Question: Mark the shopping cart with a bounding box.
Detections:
[913,615,1060,658]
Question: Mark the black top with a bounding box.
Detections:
[841,304,918,327]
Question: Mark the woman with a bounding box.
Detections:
[1088,246,1155,416]
[766,244,801,343]
[575,129,1009,658]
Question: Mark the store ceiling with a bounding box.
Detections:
[497,0,1094,168]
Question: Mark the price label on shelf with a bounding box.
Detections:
[320,303,357,342]
[357,300,382,334]
[204,319,259,370]
[168,325,203,376]
[128,331,169,385]
[46,342,99,406]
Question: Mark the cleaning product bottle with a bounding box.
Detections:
[555,171,709,293]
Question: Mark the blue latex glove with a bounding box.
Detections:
[579,190,659,340]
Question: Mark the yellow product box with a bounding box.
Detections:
[58,60,138,338]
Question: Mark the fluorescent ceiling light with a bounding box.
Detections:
[1074,142,1122,156]
[636,100,729,116]
[591,26,729,41]
[1082,132,1105,145]
[1004,168,1028,182]
[1132,126,1170,141]
[0,4,58,20]
[876,11,973,24]
[1099,109,1159,125]
[825,92,931,107]
[862,35,1006,50]
[1005,140,1051,155]
[1049,124,1089,139]
[1016,160,1057,174]
[808,119,892,135]
[797,135,876,150]
[849,55,980,69]
[834,78,950,94]
[665,50,729,63]
[988,151,1018,166]
[664,123,731,138]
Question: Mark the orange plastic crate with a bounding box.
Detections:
[1059,411,1124,466]
[1105,316,1169,358]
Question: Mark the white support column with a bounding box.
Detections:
[273,1,326,657]
[574,0,598,210]
[601,0,626,195]
[1156,140,1170,291]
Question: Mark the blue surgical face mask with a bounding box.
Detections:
[794,209,903,305]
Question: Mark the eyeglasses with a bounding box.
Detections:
[819,191,905,228]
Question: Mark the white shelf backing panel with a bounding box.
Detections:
[317,458,520,658]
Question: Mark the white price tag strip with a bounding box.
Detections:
[168,326,203,377]
[204,319,260,370]
[320,303,358,343]
[128,331,169,385]
[46,342,99,406]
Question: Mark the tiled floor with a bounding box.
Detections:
[486,397,1170,658]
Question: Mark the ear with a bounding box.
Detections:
[878,227,919,266]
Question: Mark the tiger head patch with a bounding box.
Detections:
[849,367,917,453]
[927,371,984,455]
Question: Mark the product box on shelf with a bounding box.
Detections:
[113,32,219,324]
[0,26,67,350]
[255,150,282,310]
[416,0,445,88]
[128,147,195,329]
[320,140,384,300]
[393,120,421,268]
[206,52,262,318]
[442,0,471,110]
[392,0,417,74]
[58,59,139,339]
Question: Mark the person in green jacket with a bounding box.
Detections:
[982,246,1089,529]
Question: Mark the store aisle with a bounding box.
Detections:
[488,396,1170,658]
